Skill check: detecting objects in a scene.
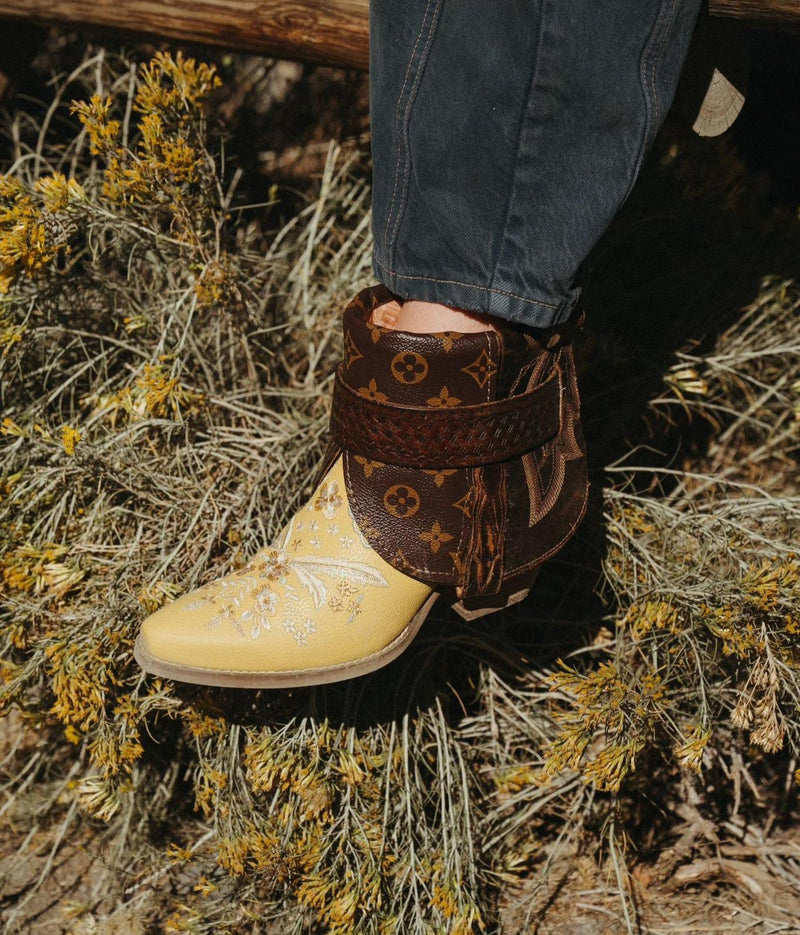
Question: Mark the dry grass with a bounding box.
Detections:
[0,46,798,934]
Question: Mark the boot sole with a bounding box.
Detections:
[133,592,440,689]
[133,583,536,688]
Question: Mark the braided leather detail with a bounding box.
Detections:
[331,366,561,468]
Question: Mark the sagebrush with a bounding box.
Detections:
[0,48,799,934]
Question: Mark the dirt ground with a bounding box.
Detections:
[2,710,799,935]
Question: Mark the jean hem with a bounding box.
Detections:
[373,257,578,329]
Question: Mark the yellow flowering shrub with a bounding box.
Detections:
[0,43,798,935]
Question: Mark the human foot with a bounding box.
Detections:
[134,285,588,687]
[371,297,498,334]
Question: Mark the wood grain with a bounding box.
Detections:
[0,1,796,71]
[709,0,800,28]
[0,0,371,69]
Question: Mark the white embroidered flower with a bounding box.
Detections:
[237,586,278,640]
[178,510,389,645]
[314,482,343,519]
[281,615,318,646]
[251,548,290,583]
[255,587,279,616]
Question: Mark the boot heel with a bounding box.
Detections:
[451,586,532,621]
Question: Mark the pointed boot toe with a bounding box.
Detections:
[134,459,436,688]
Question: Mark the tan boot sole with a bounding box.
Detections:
[133,592,440,688]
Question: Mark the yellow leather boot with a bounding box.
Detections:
[134,285,588,687]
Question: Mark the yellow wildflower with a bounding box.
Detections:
[1,416,26,436]
[61,424,81,455]
[2,542,83,596]
[674,725,711,773]
[71,95,120,156]
[135,51,221,120]
[133,361,204,418]
[33,173,85,212]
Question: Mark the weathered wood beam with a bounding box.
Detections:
[0,1,371,70]
[708,0,800,30]
[0,0,796,72]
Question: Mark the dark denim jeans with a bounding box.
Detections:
[370,0,701,328]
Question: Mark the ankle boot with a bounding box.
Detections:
[134,285,588,687]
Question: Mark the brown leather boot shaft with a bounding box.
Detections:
[324,285,589,600]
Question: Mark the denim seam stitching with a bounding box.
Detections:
[382,0,442,268]
[486,1,547,300]
[381,0,435,253]
[650,0,680,126]
[374,258,565,311]
[623,0,679,204]
[387,1,444,264]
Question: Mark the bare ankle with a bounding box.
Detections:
[371,298,498,333]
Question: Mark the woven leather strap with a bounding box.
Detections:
[330,367,561,468]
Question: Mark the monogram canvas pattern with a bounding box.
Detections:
[328,285,589,599]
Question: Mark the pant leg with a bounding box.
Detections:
[370,0,701,328]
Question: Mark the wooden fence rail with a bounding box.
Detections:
[0,1,796,71]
